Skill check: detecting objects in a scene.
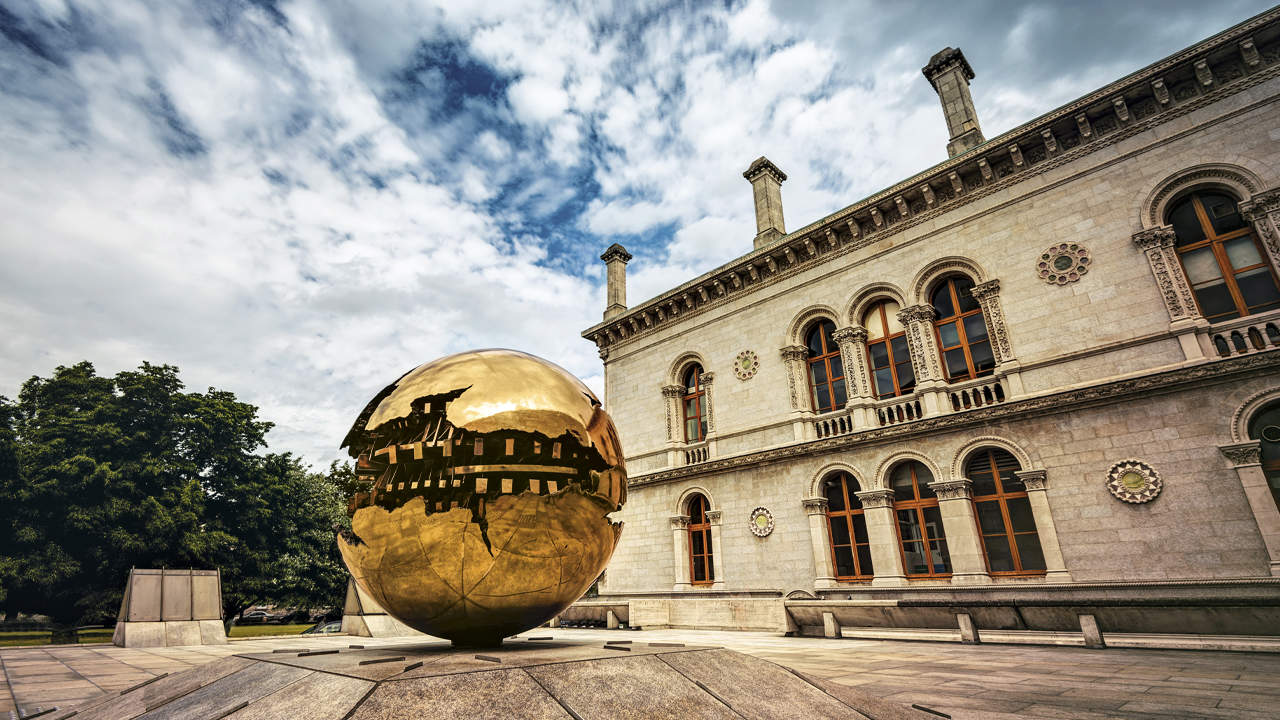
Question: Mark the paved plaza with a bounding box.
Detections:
[2,629,1279,719]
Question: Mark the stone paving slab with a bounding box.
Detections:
[1,629,1279,718]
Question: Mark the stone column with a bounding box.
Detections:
[780,345,812,440]
[661,385,683,467]
[1016,470,1072,581]
[1240,187,1280,272]
[1219,442,1280,577]
[700,372,717,458]
[803,497,838,589]
[831,327,878,430]
[706,510,726,589]
[670,515,692,591]
[1133,226,1207,361]
[897,305,945,415]
[929,479,991,585]
[968,279,1023,396]
[856,489,907,586]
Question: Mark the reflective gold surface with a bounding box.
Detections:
[337,349,625,646]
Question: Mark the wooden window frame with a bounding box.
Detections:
[892,462,952,579]
[687,494,715,586]
[967,449,1045,576]
[863,301,915,399]
[681,365,706,443]
[931,277,995,383]
[1172,192,1280,322]
[806,320,846,413]
[824,472,873,581]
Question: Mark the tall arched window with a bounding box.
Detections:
[1248,403,1280,510]
[1170,191,1280,321]
[930,276,995,383]
[965,448,1045,575]
[681,364,706,443]
[863,300,915,399]
[822,472,873,580]
[890,461,951,577]
[806,319,847,412]
[687,494,714,585]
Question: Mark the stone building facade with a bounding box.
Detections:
[578,9,1280,644]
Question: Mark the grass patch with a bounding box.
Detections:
[228,623,313,638]
[0,628,115,647]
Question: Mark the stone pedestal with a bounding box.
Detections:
[112,568,227,648]
[341,577,427,638]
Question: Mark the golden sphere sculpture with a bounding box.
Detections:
[337,349,626,646]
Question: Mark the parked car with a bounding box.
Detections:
[301,621,342,634]
[237,610,271,625]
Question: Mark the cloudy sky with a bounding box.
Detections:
[1,0,1274,466]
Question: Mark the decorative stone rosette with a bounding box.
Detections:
[748,507,774,537]
[734,350,760,380]
[1106,459,1162,504]
[1038,242,1091,285]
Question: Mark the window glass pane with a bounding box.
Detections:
[1007,497,1038,533]
[1168,197,1205,245]
[984,535,1015,573]
[810,361,827,384]
[832,379,847,407]
[869,342,890,368]
[685,418,698,441]
[684,366,700,391]
[938,321,960,347]
[1248,403,1280,466]
[896,362,916,393]
[954,277,980,313]
[851,514,869,543]
[833,546,855,577]
[930,537,951,574]
[691,531,704,555]
[883,301,903,334]
[822,321,836,352]
[976,500,1006,534]
[806,326,824,356]
[824,479,846,512]
[830,517,851,546]
[864,306,885,340]
[700,419,708,439]
[971,468,998,497]
[1015,533,1046,571]
[897,509,923,541]
[1225,236,1264,270]
[1202,193,1246,235]
[1237,267,1280,309]
[890,336,910,364]
[693,559,705,582]
[815,384,831,412]
[890,464,916,501]
[684,398,698,417]
[829,356,843,380]
[999,472,1025,494]
[707,557,714,581]
[902,541,928,575]
[963,313,988,342]
[922,506,947,542]
[945,349,969,378]
[704,529,713,555]
[970,341,996,373]
[931,284,955,319]
[1181,247,1224,284]
[856,545,874,576]
[874,368,895,397]
[1194,283,1239,320]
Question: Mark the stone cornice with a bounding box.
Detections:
[583,8,1280,352]
[626,350,1280,489]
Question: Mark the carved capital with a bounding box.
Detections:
[670,515,690,529]
[855,489,895,509]
[1016,469,1048,491]
[662,384,683,399]
[780,345,809,362]
[929,479,973,500]
[969,279,1001,301]
[1219,440,1262,467]
[1132,226,1177,251]
[897,304,937,325]
[699,371,715,386]
[705,510,722,525]
[598,347,609,361]
[1240,188,1280,221]
[802,496,829,515]
[832,327,866,345]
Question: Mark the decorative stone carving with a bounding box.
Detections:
[1132,226,1199,321]
[699,372,715,434]
[855,489,895,509]
[780,345,809,409]
[734,350,760,380]
[897,304,943,382]
[1240,187,1280,262]
[1151,77,1170,104]
[1194,58,1214,86]
[661,384,682,441]
[1219,441,1263,467]
[1015,469,1048,491]
[1106,459,1163,504]
[832,327,870,399]
[1146,167,1259,227]
[705,510,722,525]
[1076,113,1092,138]
[670,515,689,529]
[801,497,829,514]
[929,479,973,500]
[1240,37,1261,67]
[1037,242,1091,285]
[969,280,1014,364]
[748,507,775,537]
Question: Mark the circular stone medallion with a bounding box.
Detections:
[749,507,774,537]
[734,350,760,380]
[1106,459,1162,504]
[1037,242,1091,285]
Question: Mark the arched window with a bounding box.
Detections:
[822,472,873,580]
[863,300,915,399]
[890,461,950,577]
[1169,191,1280,321]
[965,448,1045,575]
[930,276,995,383]
[1248,402,1280,510]
[687,494,714,585]
[681,364,706,443]
[806,319,847,412]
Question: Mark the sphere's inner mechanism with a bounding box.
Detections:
[342,387,614,553]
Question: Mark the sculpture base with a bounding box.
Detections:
[61,638,934,719]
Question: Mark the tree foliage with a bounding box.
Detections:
[0,361,350,626]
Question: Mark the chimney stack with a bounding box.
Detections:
[923,47,985,158]
[743,156,787,249]
[600,243,632,320]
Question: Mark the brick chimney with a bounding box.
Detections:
[923,47,985,158]
[600,243,632,320]
[743,156,787,249]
